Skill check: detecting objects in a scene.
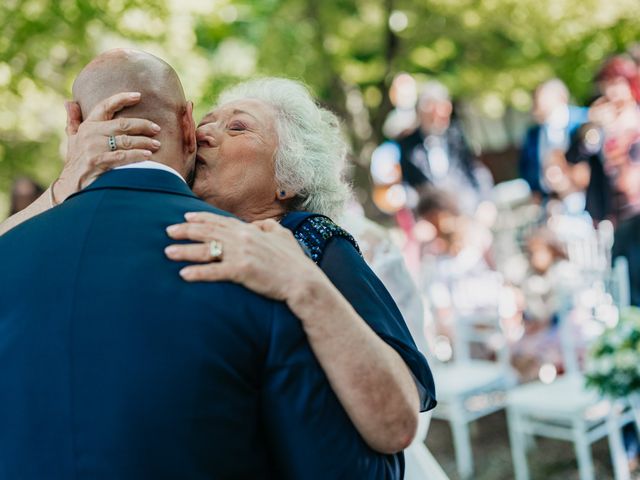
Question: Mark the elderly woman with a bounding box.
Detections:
[0,78,436,459]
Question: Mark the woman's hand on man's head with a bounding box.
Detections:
[55,92,162,201]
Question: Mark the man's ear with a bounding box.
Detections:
[65,101,83,136]
[181,101,197,154]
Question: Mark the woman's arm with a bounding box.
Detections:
[165,212,421,453]
[285,265,420,453]
[0,93,160,236]
[0,187,54,236]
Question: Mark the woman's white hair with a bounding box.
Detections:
[216,77,351,218]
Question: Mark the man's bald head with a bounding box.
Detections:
[71,49,198,183]
[73,48,186,125]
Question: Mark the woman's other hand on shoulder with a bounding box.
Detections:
[165,212,325,302]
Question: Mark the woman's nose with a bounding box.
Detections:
[196,124,219,148]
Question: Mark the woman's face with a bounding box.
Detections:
[192,98,280,220]
[600,77,634,106]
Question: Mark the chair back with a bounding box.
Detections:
[553,218,621,376]
[450,271,511,369]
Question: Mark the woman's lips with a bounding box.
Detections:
[195,154,207,165]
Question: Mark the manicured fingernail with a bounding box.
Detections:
[130,92,141,99]
[166,225,179,234]
[180,268,193,278]
[143,150,152,158]
[151,123,161,132]
[151,139,161,148]
[185,212,197,220]
[165,246,177,255]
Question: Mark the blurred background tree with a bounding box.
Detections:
[1,0,639,215]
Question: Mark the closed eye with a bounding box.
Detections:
[228,121,247,131]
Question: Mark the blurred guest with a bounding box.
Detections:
[521,228,569,325]
[567,55,640,222]
[519,79,589,202]
[611,157,640,463]
[415,188,495,343]
[397,81,492,215]
[512,228,569,375]
[9,177,44,216]
[612,161,640,307]
[592,56,640,170]
[382,73,419,140]
[415,187,493,266]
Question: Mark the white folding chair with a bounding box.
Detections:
[429,272,517,479]
[506,232,636,480]
[507,371,634,480]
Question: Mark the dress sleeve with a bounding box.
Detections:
[319,236,437,412]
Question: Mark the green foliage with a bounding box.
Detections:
[1,0,639,214]
[585,307,640,398]
[0,0,168,209]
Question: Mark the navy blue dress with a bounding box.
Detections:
[281,212,437,414]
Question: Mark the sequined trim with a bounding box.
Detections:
[292,215,362,264]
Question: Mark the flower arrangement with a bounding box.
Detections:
[585,307,640,398]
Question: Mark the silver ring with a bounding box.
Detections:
[208,240,223,261]
[108,135,117,152]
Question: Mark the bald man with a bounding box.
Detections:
[0,50,398,479]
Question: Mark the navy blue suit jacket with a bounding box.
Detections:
[0,168,401,479]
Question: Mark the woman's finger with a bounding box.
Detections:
[65,101,83,136]
[85,92,142,122]
[164,243,213,263]
[179,263,235,282]
[114,135,161,152]
[165,222,217,242]
[253,218,281,232]
[100,117,161,136]
[254,219,299,246]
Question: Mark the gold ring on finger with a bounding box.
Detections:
[208,239,223,261]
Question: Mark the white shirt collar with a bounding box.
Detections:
[115,160,186,184]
